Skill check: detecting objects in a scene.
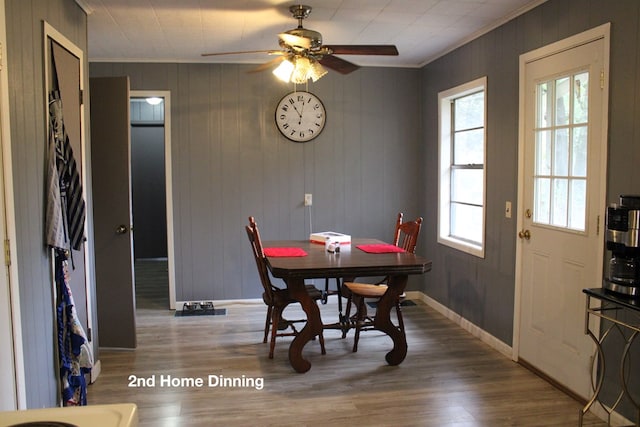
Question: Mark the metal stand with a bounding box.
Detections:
[580,288,640,426]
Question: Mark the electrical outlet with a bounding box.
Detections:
[304,193,312,207]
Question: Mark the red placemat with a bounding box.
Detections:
[356,244,405,254]
[263,247,307,257]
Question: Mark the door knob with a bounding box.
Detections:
[518,229,531,240]
[116,224,128,234]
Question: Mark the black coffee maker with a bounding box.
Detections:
[604,195,640,297]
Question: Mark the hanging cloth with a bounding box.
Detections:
[46,99,66,250]
[55,249,93,406]
[46,42,91,406]
[45,47,86,252]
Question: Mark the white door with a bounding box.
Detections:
[516,26,609,399]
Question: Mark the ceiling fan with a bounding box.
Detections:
[201,4,399,82]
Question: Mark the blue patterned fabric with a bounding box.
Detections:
[55,250,93,406]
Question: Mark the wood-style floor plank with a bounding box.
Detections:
[87,261,607,426]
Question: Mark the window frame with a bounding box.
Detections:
[438,77,487,258]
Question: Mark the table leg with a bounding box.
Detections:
[374,274,408,366]
[287,277,323,373]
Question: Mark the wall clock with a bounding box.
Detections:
[275,91,326,142]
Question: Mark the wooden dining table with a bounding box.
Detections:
[263,238,432,373]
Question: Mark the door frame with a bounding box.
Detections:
[0,0,25,409]
[513,23,611,360]
[130,90,176,309]
[43,19,96,382]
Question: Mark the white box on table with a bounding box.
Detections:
[309,231,351,245]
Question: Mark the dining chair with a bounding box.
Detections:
[245,216,326,359]
[343,213,423,352]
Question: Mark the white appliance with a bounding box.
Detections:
[0,403,137,427]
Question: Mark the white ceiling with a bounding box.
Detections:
[79,0,546,68]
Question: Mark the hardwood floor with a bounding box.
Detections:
[88,261,606,426]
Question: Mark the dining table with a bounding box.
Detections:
[263,238,432,373]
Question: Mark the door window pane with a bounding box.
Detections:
[552,178,568,227]
[535,130,551,175]
[574,72,589,124]
[555,77,570,126]
[533,70,589,232]
[534,177,550,224]
[569,179,586,230]
[536,82,551,128]
[572,126,588,177]
[554,128,569,176]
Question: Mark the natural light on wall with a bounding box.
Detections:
[438,77,487,258]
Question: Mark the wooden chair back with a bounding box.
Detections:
[392,212,423,254]
[245,216,275,304]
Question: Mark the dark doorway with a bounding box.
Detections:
[130,95,172,309]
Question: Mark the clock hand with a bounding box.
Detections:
[292,104,303,124]
[298,101,307,125]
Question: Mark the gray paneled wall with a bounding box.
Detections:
[421,0,640,345]
[420,0,640,419]
[89,63,423,302]
[5,0,90,409]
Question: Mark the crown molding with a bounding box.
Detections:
[75,0,93,15]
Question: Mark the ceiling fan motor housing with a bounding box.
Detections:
[282,28,322,50]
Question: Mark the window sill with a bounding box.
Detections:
[438,236,484,259]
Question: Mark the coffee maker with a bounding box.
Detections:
[604,195,640,297]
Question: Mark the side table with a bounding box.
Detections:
[581,288,640,426]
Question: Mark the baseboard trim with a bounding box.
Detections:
[90,359,101,384]
[408,291,513,358]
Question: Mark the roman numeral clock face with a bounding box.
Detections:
[275,91,326,142]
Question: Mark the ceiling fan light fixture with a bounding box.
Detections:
[291,56,312,84]
[273,58,295,82]
[309,59,328,82]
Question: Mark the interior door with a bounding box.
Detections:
[517,33,608,399]
[90,77,136,349]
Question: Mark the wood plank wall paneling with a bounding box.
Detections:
[420,0,640,421]
[89,62,423,304]
[5,0,88,409]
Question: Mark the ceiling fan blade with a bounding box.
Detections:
[318,55,360,75]
[323,45,399,56]
[201,49,283,57]
[249,56,286,73]
[278,33,311,50]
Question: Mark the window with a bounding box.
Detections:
[438,77,487,258]
[533,72,589,232]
